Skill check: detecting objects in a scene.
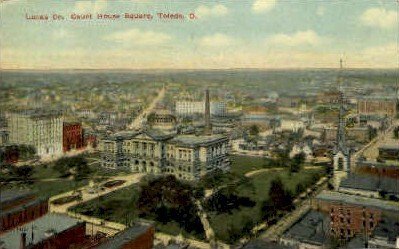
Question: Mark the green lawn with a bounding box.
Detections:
[230,155,276,176]
[208,168,324,243]
[69,184,203,240]
[70,185,138,225]
[3,158,123,199]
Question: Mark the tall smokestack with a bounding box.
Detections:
[204,88,212,135]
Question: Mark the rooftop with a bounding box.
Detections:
[96,221,153,249]
[340,173,399,195]
[0,189,34,205]
[379,144,399,150]
[0,213,83,249]
[171,134,227,147]
[282,210,330,246]
[316,190,399,213]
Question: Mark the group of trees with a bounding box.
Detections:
[137,175,205,237]
[53,155,91,180]
[260,177,293,222]
[0,164,34,184]
[0,144,36,164]
[204,186,255,214]
[274,150,306,173]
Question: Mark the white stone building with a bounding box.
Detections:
[99,130,230,181]
[175,101,226,117]
[7,110,63,157]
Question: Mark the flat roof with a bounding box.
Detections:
[0,213,83,249]
[340,173,399,195]
[316,191,399,212]
[379,144,399,150]
[0,189,34,205]
[283,210,329,246]
[171,134,227,147]
[96,221,153,249]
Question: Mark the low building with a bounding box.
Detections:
[99,130,230,181]
[378,144,399,161]
[0,190,48,233]
[313,191,399,240]
[63,122,84,153]
[175,101,226,117]
[339,173,399,199]
[357,97,398,117]
[280,210,330,249]
[0,213,86,249]
[355,160,399,179]
[95,221,154,249]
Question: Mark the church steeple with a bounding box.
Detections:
[336,58,349,156]
[332,58,351,190]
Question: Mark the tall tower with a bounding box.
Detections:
[332,58,350,190]
[204,88,212,135]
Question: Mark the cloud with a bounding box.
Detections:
[267,30,325,47]
[199,33,234,47]
[195,4,228,18]
[252,0,276,13]
[104,29,171,45]
[74,0,107,12]
[360,8,396,29]
[316,6,325,16]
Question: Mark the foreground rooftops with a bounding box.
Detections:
[0,189,35,205]
[316,191,399,213]
[96,221,153,249]
[0,213,83,249]
[282,210,330,246]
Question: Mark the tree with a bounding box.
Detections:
[54,155,91,180]
[268,177,293,211]
[13,165,34,184]
[290,152,305,173]
[249,124,260,136]
[394,126,399,139]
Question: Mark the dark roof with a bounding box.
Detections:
[1,198,45,218]
[0,189,34,205]
[316,191,399,212]
[96,221,153,249]
[372,216,399,242]
[282,210,330,246]
[244,240,293,249]
[340,173,399,195]
[170,134,228,148]
[0,214,83,249]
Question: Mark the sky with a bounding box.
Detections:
[0,0,398,69]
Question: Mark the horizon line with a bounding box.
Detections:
[2,67,398,72]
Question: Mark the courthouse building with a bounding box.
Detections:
[7,110,63,157]
[99,129,229,181]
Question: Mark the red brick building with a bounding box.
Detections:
[313,191,398,240]
[0,190,48,233]
[357,97,398,117]
[63,123,84,153]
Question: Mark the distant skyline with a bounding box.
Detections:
[1,0,398,69]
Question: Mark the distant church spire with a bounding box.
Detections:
[336,58,348,155]
[332,57,350,190]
